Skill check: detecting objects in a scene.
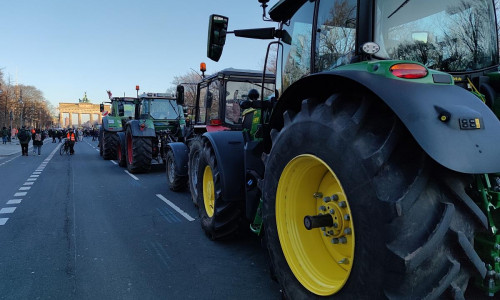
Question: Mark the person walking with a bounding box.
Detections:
[1,126,8,144]
[66,128,77,155]
[32,129,45,156]
[17,126,31,156]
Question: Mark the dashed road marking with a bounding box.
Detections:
[19,187,31,191]
[14,192,27,197]
[23,182,34,186]
[125,170,139,180]
[111,160,118,165]
[0,207,16,214]
[7,200,21,204]
[0,218,8,225]
[27,178,36,181]
[156,194,195,222]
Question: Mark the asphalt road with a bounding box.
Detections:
[0,138,280,299]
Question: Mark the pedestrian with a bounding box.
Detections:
[66,128,77,155]
[17,126,31,156]
[1,126,8,144]
[57,130,62,143]
[8,126,12,142]
[32,128,45,156]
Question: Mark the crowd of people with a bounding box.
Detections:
[0,125,100,156]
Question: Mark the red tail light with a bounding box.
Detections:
[140,123,146,131]
[209,119,222,126]
[390,63,428,79]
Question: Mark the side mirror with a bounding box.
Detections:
[118,102,124,116]
[176,85,185,105]
[100,103,104,112]
[205,91,213,108]
[207,14,228,62]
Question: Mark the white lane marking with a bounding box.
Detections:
[0,218,8,225]
[0,207,16,214]
[27,178,36,181]
[23,182,34,186]
[156,194,195,222]
[7,200,21,204]
[33,172,41,175]
[0,154,21,167]
[30,175,39,178]
[124,170,139,180]
[19,187,31,191]
[110,160,118,165]
[14,192,27,197]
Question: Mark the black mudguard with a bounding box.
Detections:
[203,131,245,202]
[126,120,156,137]
[275,71,500,174]
[166,142,189,177]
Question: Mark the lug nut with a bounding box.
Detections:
[344,214,350,221]
[321,227,326,231]
[331,238,339,244]
[332,223,338,228]
[495,244,500,250]
[313,192,323,199]
[338,201,347,208]
[339,237,347,244]
[338,258,349,264]
[327,230,334,235]
[323,196,331,203]
[323,232,331,237]
[344,228,352,235]
[319,206,326,211]
[329,209,335,214]
[331,194,339,201]
[495,257,500,263]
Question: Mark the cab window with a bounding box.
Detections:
[315,0,357,71]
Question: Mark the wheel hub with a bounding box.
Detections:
[276,154,355,296]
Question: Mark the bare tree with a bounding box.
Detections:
[171,71,203,108]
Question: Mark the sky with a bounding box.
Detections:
[0,0,278,108]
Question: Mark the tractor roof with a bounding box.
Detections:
[110,97,136,102]
[202,68,276,82]
[269,0,307,23]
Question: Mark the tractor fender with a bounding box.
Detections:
[126,120,156,137]
[272,71,500,174]
[166,142,189,177]
[203,131,245,202]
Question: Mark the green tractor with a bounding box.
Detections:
[120,92,187,173]
[99,96,136,160]
[166,68,275,195]
[198,0,500,298]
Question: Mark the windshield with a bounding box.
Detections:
[374,0,498,72]
[122,102,135,118]
[141,99,181,120]
[225,80,275,125]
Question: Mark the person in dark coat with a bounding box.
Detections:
[32,128,45,156]
[17,126,31,156]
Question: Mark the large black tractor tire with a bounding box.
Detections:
[166,149,188,191]
[98,128,103,157]
[262,93,487,299]
[195,138,242,240]
[125,127,152,173]
[102,131,119,160]
[188,136,203,205]
[117,132,126,167]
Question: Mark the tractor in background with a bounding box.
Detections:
[119,92,187,173]
[197,0,500,298]
[99,95,136,160]
[165,67,275,196]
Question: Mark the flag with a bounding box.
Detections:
[107,90,112,99]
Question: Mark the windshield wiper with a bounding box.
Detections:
[387,0,411,19]
[245,80,274,92]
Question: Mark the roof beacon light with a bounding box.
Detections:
[200,62,207,72]
[390,63,428,79]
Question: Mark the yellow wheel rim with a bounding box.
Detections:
[203,165,215,217]
[276,154,355,296]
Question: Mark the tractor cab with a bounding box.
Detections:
[138,92,186,131]
[192,68,275,132]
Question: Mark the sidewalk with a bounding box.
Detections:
[0,139,32,156]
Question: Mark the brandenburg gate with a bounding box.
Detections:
[58,93,110,127]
